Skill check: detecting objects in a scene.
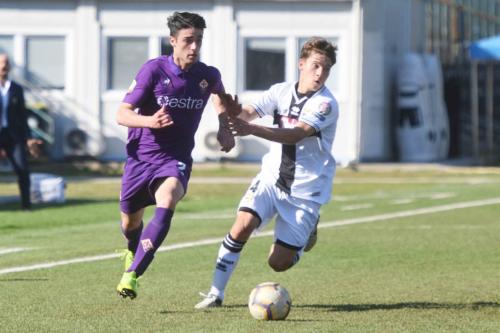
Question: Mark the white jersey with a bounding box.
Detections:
[250,81,339,204]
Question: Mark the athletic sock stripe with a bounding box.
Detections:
[216,263,227,272]
[222,234,245,253]
[226,233,245,246]
[223,236,243,249]
[222,241,243,253]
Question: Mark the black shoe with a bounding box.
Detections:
[304,216,319,252]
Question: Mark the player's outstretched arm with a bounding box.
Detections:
[213,93,242,118]
[231,119,315,145]
[117,103,173,129]
[212,93,239,152]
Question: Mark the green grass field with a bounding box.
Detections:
[0,164,499,332]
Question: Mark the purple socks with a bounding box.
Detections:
[127,208,174,276]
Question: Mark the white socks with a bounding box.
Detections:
[209,234,245,300]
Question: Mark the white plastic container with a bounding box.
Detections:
[397,53,439,162]
[30,173,66,204]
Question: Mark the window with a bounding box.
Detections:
[107,37,148,90]
[245,38,285,90]
[298,37,340,93]
[26,36,66,89]
[0,35,14,59]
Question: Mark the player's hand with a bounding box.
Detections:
[217,126,235,153]
[216,93,242,118]
[149,105,173,128]
[0,148,6,158]
[26,139,43,158]
[229,117,253,137]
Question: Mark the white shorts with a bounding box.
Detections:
[238,175,321,250]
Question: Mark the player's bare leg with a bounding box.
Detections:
[120,209,144,269]
[195,211,259,309]
[268,243,300,272]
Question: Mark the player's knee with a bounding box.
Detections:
[155,196,177,209]
[122,221,141,232]
[121,210,144,230]
[230,212,259,241]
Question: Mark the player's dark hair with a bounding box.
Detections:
[167,12,206,37]
[300,37,337,67]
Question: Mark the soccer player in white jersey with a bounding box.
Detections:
[195,37,338,308]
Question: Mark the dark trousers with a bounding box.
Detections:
[0,130,31,209]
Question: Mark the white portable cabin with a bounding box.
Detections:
[396,52,450,162]
[397,53,437,162]
[422,54,450,160]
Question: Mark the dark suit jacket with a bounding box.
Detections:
[4,81,30,143]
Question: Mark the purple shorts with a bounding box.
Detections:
[119,157,192,214]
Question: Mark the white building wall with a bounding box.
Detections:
[0,0,430,163]
[0,0,102,159]
[97,0,360,165]
[229,0,359,164]
[358,0,409,161]
[358,0,428,162]
[98,0,215,160]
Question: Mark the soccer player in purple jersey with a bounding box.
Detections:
[115,11,237,299]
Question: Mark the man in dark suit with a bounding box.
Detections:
[0,53,41,210]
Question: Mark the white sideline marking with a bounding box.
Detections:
[390,198,415,205]
[318,197,500,229]
[429,192,456,200]
[340,203,373,211]
[1,197,499,276]
[0,247,28,256]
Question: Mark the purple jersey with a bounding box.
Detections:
[123,55,224,164]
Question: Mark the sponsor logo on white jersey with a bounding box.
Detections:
[157,95,204,110]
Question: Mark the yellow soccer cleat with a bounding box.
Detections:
[121,250,134,271]
[116,271,138,299]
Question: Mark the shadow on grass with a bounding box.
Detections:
[0,198,116,212]
[223,304,248,309]
[295,302,500,312]
[159,310,199,315]
[0,278,49,282]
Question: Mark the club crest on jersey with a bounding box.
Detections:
[199,79,209,92]
[141,239,154,252]
[163,78,171,86]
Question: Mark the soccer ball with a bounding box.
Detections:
[248,282,291,320]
